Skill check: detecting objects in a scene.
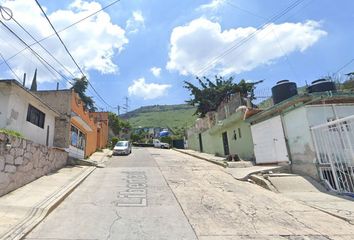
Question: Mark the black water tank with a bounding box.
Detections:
[307,79,336,93]
[271,80,298,105]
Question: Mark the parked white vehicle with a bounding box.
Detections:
[153,139,170,149]
[113,141,132,155]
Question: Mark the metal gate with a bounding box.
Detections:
[311,115,354,194]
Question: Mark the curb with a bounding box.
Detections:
[1,166,96,240]
[173,148,228,168]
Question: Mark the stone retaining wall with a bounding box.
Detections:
[0,133,68,196]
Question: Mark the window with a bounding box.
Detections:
[238,128,242,138]
[71,125,86,150]
[233,130,237,140]
[26,104,45,128]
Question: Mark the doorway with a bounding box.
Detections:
[222,132,230,156]
[198,133,203,152]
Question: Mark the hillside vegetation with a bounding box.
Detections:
[121,104,197,129]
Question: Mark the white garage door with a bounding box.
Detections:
[251,116,289,164]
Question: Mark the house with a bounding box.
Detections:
[247,79,354,193]
[0,79,59,146]
[34,89,109,159]
[187,93,259,160]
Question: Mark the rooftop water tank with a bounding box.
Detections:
[307,79,336,93]
[271,80,298,105]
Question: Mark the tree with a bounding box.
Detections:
[72,76,96,112]
[108,112,131,136]
[184,76,262,117]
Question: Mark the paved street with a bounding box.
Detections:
[25,148,354,240]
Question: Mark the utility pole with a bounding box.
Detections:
[117,105,120,115]
[123,96,129,113]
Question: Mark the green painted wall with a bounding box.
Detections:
[187,115,254,160]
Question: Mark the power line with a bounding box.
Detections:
[9,15,77,79]
[0,0,121,68]
[34,0,85,77]
[0,20,73,85]
[0,52,21,81]
[334,58,354,75]
[195,0,306,76]
[225,0,303,83]
[34,0,115,109]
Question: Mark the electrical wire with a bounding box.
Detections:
[195,0,306,76]
[34,0,115,109]
[0,5,12,21]
[334,58,354,75]
[0,20,73,85]
[0,0,121,68]
[0,52,21,81]
[10,15,77,79]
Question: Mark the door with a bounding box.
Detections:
[251,116,289,164]
[198,133,203,152]
[222,132,230,156]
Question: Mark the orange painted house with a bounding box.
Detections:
[35,89,109,159]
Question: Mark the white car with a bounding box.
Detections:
[113,141,132,155]
[153,139,170,149]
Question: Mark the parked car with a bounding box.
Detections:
[153,139,170,149]
[113,141,132,155]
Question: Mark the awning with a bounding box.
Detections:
[71,111,93,132]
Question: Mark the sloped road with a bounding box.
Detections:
[25,148,354,240]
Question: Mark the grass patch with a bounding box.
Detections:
[0,128,23,138]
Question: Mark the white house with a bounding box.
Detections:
[0,80,59,146]
[247,92,354,193]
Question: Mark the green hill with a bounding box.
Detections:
[121,104,197,130]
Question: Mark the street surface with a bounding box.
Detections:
[25,148,354,240]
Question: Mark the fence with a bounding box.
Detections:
[311,115,354,194]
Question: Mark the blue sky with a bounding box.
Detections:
[0,0,353,111]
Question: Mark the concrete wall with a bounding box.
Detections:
[282,107,317,178]
[188,117,254,160]
[283,104,354,180]
[0,133,68,197]
[0,82,57,146]
[34,90,72,148]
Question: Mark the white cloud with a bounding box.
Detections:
[166,18,327,76]
[197,0,226,11]
[0,0,128,84]
[128,78,171,100]
[125,10,145,34]
[150,67,161,77]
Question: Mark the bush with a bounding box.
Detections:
[0,128,23,138]
[160,136,172,145]
[110,137,119,149]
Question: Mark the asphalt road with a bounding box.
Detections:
[25,148,354,240]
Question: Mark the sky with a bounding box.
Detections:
[0,0,353,112]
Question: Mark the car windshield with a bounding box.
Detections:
[116,142,128,147]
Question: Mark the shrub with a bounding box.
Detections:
[160,136,172,145]
[110,137,119,149]
[0,128,23,138]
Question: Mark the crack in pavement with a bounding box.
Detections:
[106,209,121,240]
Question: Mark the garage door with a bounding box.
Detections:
[251,116,289,164]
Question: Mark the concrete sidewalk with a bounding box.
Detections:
[173,148,228,167]
[86,149,112,167]
[0,166,95,240]
[71,149,113,168]
[265,174,354,224]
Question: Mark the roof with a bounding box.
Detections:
[247,91,354,124]
[0,79,60,117]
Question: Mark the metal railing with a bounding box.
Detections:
[311,115,354,193]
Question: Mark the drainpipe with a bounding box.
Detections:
[22,73,26,87]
